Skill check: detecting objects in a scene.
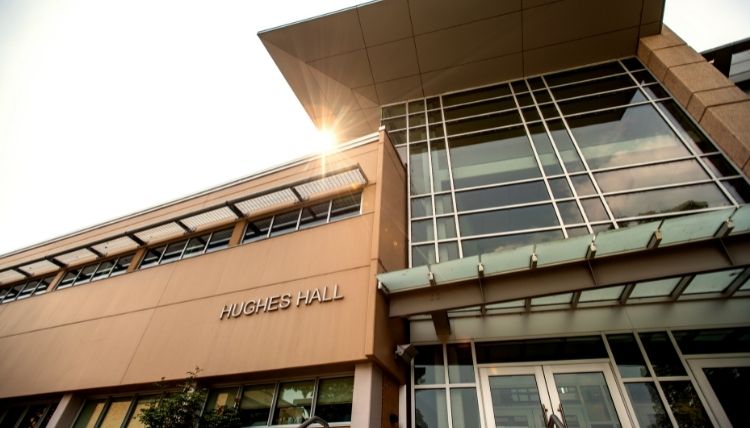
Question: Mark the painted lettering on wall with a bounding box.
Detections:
[219,284,343,320]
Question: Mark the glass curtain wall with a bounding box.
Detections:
[381,58,750,267]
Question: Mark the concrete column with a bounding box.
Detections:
[351,362,382,428]
[46,394,84,428]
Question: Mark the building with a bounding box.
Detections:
[1,1,750,427]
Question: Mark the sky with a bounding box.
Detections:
[0,0,749,256]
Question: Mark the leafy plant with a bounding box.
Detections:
[138,368,241,428]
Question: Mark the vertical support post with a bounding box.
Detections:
[46,394,84,428]
[352,362,383,428]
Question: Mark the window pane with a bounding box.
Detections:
[578,285,624,302]
[299,202,330,230]
[595,160,710,193]
[16,280,39,300]
[547,120,585,172]
[551,74,635,100]
[528,124,563,175]
[557,201,584,224]
[449,127,541,188]
[436,217,456,240]
[624,383,671,428]
[549,177,573,198]
[412,244,436,267]
[411,143,431,195]
[415,390,448,428]
[73,400,106,428]
[553,372,622,428]
[411,197,432,218]
[409,126,427,142]
[99,398,132,428]
[660,381,712,427]
[703,154,739,177]
[557,87,646,115]
[567,104,690,170]
[475,336,607,364]
[443,97,515,121]
[382,104,405,118]
[487,375,546,428]
[126,396,158,428]
[183,235,209,258]
[657,100,716,153]
[160,240,188,264]
[33,276,54,295]
[409,100,425,113]
[531,293,572,305]
[270,210,299,236]
[206,387,238,412]
[455,181,549,212]
[672,327,750,354]
[74,264,99,285]
[383,116,406,131]
[329,193,361,221]
[462,230,563,256]
[111,255,133,276]
[431,140,451,192]
[206,228,233,252]
[90,260,114,282]
[2,284,24,302]
[606,334,649,378]
[630,278,680,298]
[434,194,454,214]
[638,332,685,376]
[545,62,624,87]
[243,217,272,243]
[272,381,314,425]
[412,219,434,242]
[414,345,444,385]
[605,183,730,219]
[570,174,596,196]
[438,242,459,262]
[450,389,480,428]
[315,377,353,423]
[57,270,79,289]
[239,384,275,427]
[409,113,425,127]
[723,178,750,203]
[701,366,750,427]
[683,268,743,295]
[459,204,559,237]
[443,83,510,107]
[139,247,165,269]
[447,343,474,383]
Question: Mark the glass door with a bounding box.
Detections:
[480,363,632,428]
[688,357,750,428]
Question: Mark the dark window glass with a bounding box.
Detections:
[18,404,54,428]
[429,124,444,139]
[206,228,233,253]
[539,104,559,119]
[0,406,26,428]
[450,389,481,428]
[381,104,405,118]
[160,240,188,264]
[511,80,528,94]
[660,381,712,428]
[606,183,730,219]
[475,336,607,364]
[529,124,563,175]
[551,74,635,101]
[388,130,407,145]
[430,140,451,192]
[723,178,750,203]
[411,197,432,218]
[91,260,115,281]
[631,69,657,85]
[549,178,573,198]
[443,84,510,107]
[624,383,671,428]
[272,381,314,425]
[415,345,444,385]
[672,327,750,354]
[72,400,106,428]
[557,201,584,224]
[383,116,406,131]
[581,198,610,221]
[140,246,165,268]
[111,255,132,276]
[547,121,585,172]
[409,126,427,142]
[638,332,686,376]
[0,287,8,301]
[34,276,54,295]
[299,202,330,230]
[415,389,447,428]
[657,100,716,153]
[533,89,551,103]
[444,97,515,120]
[621,57,645,71]
[412,219,434,242]
[410,143,431,195]
[606,334,649,377]
[16,280,39,300]
[527,77,545,90]
[516,93,534,107]
[409,113,426,127]
[427,110,442,124]
[243,217,272,243]
[449,127,541,188]
[595,160,710,193]
[434,194,454,214]
[447,343,474,383]
[545,62,624,87]
[239,384,274,426]
[270,210,299,236]
[315,377,353,422]
[409,100,425,114]
[183,234,209,258]
[329,193,361,221]
[74,264,99,285]
[570,174,596,196]
[567,104,690,169]
[459,204,559,237]
[642,84,670,100]
[438,241,459,262]
[703,154,739,177]
[412,244,436,266]
[702,366,750,427]
[426,97,440,110]
[57,270,79,289]
[396,146,407,165]
[455,181,549,212]
[522,106,540,122]
[446,110,522,135]
[462,230,563,256]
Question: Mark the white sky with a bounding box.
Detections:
[0,0,749,256]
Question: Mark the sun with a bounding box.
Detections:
[315,128,337,153]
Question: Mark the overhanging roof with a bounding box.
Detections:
[259,0,665,141]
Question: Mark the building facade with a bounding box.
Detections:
[2,1,750,427]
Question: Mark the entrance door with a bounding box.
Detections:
[479,363,632,428]
[688,357,750,428]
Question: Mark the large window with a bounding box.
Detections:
[57,253,135,290]
[139,227,233,269]
[382,58,749,267]
[0,400,59,428]
[0,275,56,304]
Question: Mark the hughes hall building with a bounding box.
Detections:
[1,1,750,427]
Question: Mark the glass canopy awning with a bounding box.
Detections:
[378,206,750,322]
[0,167,367,285]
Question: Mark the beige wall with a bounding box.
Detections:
[0,134,408,399]
[638,26,750,177]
